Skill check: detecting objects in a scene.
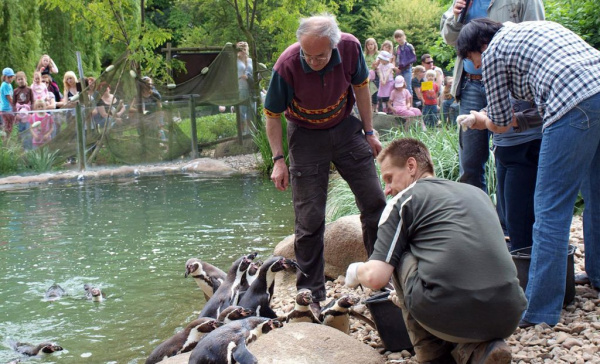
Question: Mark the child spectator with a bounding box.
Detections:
[1,68,16,136]
[36,54,59,75]
[388,76,424,131]
[363,38,379,111]
[42,72,62,107]
[16,104,32,149]
[12,71,34,111]
[31,71,54,107]
[393,29,417,96]
[441,76,459,125]
[379,40,395,65]
[30,99,55,148]
[411,65,426,110]
[421,69,440,128]
[376,51,395,114]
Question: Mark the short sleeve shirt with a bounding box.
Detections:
[1,82,13,111]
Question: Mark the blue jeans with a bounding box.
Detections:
[422,104,438,128]
[495,139,541,251]
[523,92,600,325]
[458,79,490,192]
[399,67,413,96]
[441,99,459,125]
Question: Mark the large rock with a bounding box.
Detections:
[273,215,367,279]
[160,323,384,364]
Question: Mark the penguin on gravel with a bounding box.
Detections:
[9,341,63,356]
[188,317,282,364]
[144,318,221,364]
[44,284,66,301]
[320,295,362,334]
[280,288,321,324]
[237,256,304,319]
[84,284,106,302]
[217,305,254,324]
[185,258,227,301]
[199,252,257,318]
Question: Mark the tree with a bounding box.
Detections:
[545,0,600,49]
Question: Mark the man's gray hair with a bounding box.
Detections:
[296,13,341,48]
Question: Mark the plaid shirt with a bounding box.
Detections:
[483,21,600,128]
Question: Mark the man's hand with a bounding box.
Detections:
[456,114,476,131]
[345,262,365,288]
[366,135,382,157]
[270,159,289,191]
[453,0,468,17]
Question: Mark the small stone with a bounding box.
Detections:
[387,352,404,360]
[582,300,596,311]
[562,337,583,349]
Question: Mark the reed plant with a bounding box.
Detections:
[22,147,60,173]
[0,133,21,176]
[326,125,498,222]
[253,114,288,175]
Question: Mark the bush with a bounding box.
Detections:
[22,147,60,173]
[0,134,22,176]
[178,112,238,144]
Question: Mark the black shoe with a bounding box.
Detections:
[518,319,535,328]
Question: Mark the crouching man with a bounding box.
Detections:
[345,138,526,364]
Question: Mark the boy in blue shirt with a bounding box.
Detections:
[1,67,16,137]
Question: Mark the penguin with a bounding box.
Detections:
[84,284,106,302]
[185,258,227,301]
[237,256,304,319]
[188,317,282,364]
[217,305,254,324]
[44,284,66,301]
[144,318,221,364]
[320,295,361,334]
[280,288,321,324]
[199,252,257,318]
[245,260,262,287]
[10,341,63,356]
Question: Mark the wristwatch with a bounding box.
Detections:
[272,154,285,162]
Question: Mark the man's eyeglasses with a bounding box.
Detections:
[300,49,330,63]
[425,61,434,64]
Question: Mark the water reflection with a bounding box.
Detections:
[0,174,294,363]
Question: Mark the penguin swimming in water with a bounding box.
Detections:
[84,284,106,302]
[237,256,304,319]
[144,318,221,364]
[185,258,227,301]
[280,289,321,324]
[320,294,374,334]
[199,252,257,318]
[44,284,66,301]
[188,317,282,364]
[217,305,254,324]
[9,341,63,356]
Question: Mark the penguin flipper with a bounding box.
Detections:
[210,277,222,293]
[349,309,376,329]
[231,342,258,364]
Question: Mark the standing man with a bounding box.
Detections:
[421,54,444,95]
[456,18,600,328]
[441,0,544,191]
[264,14,387,314]
[345,138,526,364]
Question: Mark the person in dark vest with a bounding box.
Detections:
[393,29,417,96]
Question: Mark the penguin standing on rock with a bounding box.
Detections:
[237,256,304,319]
[185,258,227,301]
[217,306,254,324]
[280,288,321,324]
[9,340,63,356]
[188,317,282,364]
[199,253,257,318]
[144,318,221,364]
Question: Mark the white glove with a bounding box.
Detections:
[345,262,364,288]
[456,114,476,131]
[388,289,402,308]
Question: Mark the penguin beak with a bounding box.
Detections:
[247,252,258,260]
[284,259,308,277]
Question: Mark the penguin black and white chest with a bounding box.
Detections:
[84,284,106,302]
[144,318,221,364]
[44,284,66,301]
[185,258,227,300]
[217,305,254,324]
[245,260,262,287]
[11,341,63,356]
[320,295,360,334]
[188,317,282,364]
[237,256,300,319]
[282,288,321,324]
[199,252,257,318]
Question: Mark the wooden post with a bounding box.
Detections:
[190,95,198,159]
[75,103,86,171]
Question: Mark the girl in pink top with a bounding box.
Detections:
[388,76,425,131]
[29,99,55,147]
[30,71,54,108]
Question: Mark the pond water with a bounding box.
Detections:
[0,174,294,363]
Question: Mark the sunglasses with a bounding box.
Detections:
[425,61,434,64]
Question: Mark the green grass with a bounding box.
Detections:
[0,132,21,176]
[22,147,61,173]
[178,113,238,144]
[252,114,288,175]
